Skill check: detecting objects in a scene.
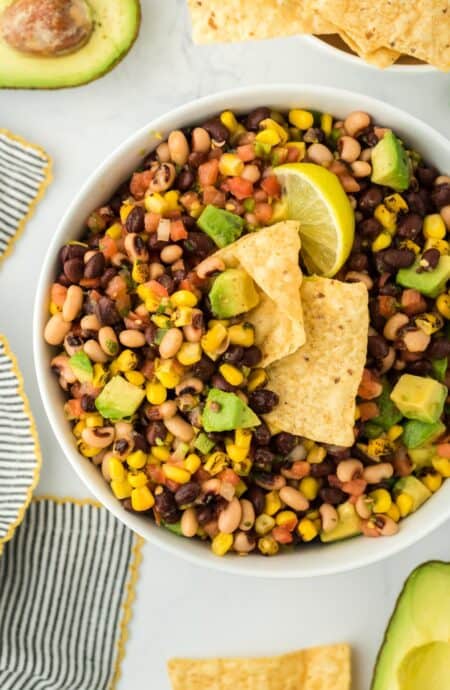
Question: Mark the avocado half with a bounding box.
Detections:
[0,0,140,89]
[371,561,450,690]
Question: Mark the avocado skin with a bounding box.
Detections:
[0,0,141,90]
[371,561,450,690]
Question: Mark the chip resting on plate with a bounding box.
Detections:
[215,220,305,367]
[168,643,351,690]
[265,276,369,446]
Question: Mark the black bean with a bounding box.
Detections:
[157,273,175,295]
[56,273,71,287]
[248,389,279,414]
[368,334,389,359]
[125,205,145,233]
[427,339,450,359]
[63,258,84,283]
[80,394,96,412]
[61,244,87,263]
[183,231,216,259]
[382,248,415,269]
[397,213,422,239]
[172,269,187,286]
[221,345,244,364]
[431,183,450,209]
[245,107,271,131]
[405,190,428,216]
[176,168,195,191]
[191,355,215,382]
[133,433,149,453]
[407,359,432,376]
[87,234,100,249]
[241,345,262,367]
[211,373,237,392]
[202,117,230,143]
[84,252,105,278]
[145,421,166,446]
[348,253,369,271]
[303,127,324,144]
[246,485,265,515]
[188,151,208,169]
[310,458,335,478]
[144,323,158,346]
[252,421,271,446]
[319,487,346,505]
[114,438,131,456]
[253,448,274,472]
[358,217,382,239]
[421,248,440,270]
[273,432,297,455]
[95,296,121,326]
[155,488,180,523]
[175,482,200,506]
[416,166,439,188]
[358,127,378,147]
[100,267,118,289]
[196,504,214,526]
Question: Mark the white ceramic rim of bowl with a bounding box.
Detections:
[303,35,435,73]
[34,83,450,578]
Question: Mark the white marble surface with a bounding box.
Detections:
[1,1,450,688]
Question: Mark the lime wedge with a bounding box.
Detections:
[274,163,355,277]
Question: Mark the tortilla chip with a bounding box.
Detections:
[215,221,305,367]
[337,31,401,68]
[265,277,368,446]
[168,643,351,690]
[187,0,335,44]
[315,0,450,70]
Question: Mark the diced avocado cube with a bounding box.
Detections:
[194,432,216,455]
[432,357,448,383]
[390,374,447,424]
[69,351,93,383]
[202,388,260,432]
[320,502,361,543]
[396,256,450,298]
[408,446,436,470]
[394,476,431,512]
[402,419,446,449]
[197,205,244,248]
[95,375,145,421]
[371,380,403,431]
[209,268,260,319]
[371,131,410,191]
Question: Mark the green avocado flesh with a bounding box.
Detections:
[396,256,450,298]
[390,374,447,424]
[320,502,361,543]
[371,131,410,191]
[394,476,431,511]
[407,446,435,469]
[372,380,402,431]
[402,419,445,449]
[197,205,244,248]
[202,388,260,432]
[371,562,450,690]
[69,351,93,383]
[95,375,145,421]
[209,268,260,319]
[0,0,140,89]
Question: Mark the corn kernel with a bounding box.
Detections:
[127,470,148,488]
[152,314,170,329]
[372,231,393,253]
[151,445,170,461]
[286,141,306,160]
[145,382,167,405]
[225,441,247,463]
[155,360,183,389]
[288,109,314,130]
[172,307,193,327]
[164,190,181,212]
[85,413,103,428]
[72,420,85,438]
[369,488,392,513]
[125,370,145,387]
[384,193,408,214]
[115,349,138,373]
[396,492,413,518]
[415,312,444,335]
[177,342,202,366]
[421,471,442,493]
[374,204,397,232]
[184,453,201,474]
[234,479,248,497]
[120,203,134,223]
[219,363,244,387]
[433,456,450,478]
[299,477,320,501]
[220,110,239,133]
[354,406,361,421]
[111,478,132,500]
[386,503,400,522]
[387,425,403,442]
[307,446,326,464]
[109,457,125,481]
[219,153,244,177]
[211,532,233,556]
[367,437,393,459]
[258,535,279,556]
[275,510,298,529]
[247,368,267,393]
[264,491,282,517]
[297,517,318,542]
[92,363,107,388]
[208,319,229,329]
[145,193,167,215]
[235,428,252,449]
[423,213,446,240]
[227,322,255,347]
[270,200,288,223]
[201,323,229,359]
[132,261,149,284]
[171,290,198,308]
[127,450,147,470]
[78,442,100,458]
[255,128,281,148]
[320,113,333,136]
[399,239,421,255]
[255,513,276,535]
[106,222,122,240]
[424,238,450,255]
[49,301,61,315]
[162,464,191,484]
[232,458,253,476]
[436,293,450,320]
[259,118,288,144]
[131,486,154,511]
[204,451,228,475]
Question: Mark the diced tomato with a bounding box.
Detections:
[198,158,219,186]
[145,212,161,233]
[287,146,301,162]
[401,289,427,316]
[193,467,211,483]
[358,369,382,400]
[358,401,380,421]
[147,466,165,485]
[218,468,240,486]
[99,235,117,260]
[106,274,128,300]
[377,295,397,319]
[261,175,281,198]
[202,185,226,207]
[437,443,450,458]
[146,279,168,298]
[170,219,188,241]
[272,526,293,544]
[237,144,256,162]
[64,399,83,420]
[254,202,273,224]
[50,283,67,307]
[116,294,131,315]
[130,170,153,199]
[227,176,253,200]
[79,278,100,289]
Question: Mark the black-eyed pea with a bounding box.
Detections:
[344,111,371,137]
[83,339,108,363]
[119,329,146,348]
[440,205,450,230]
[233,531,256,553]
[336,458,364,483]
[340,175,360,193]
[149,262,165,280]
[351,160,372,178]
[181,507,198,537]
[112,252,129,267]
[195,256,225,279]
[168,130,190,166]
[51,353,77,384]
[163,414,194,442]
[80,314,101,331]
[355,494,373,519]
[160,244,183,264]
[156,141,171,163]
[319,503,338,533]
[147,163,176,193]
[218,497,242,534]
[338,136,361,163]
[307,143,334,167]
[279,486,309,511]
[98,326,119,356]
[101,450,115,481]
[363,463,394,484]
[159,328,183,358]
[191,127,211,153]
[81,426,115,449]
[124,233,149,262]
[383,313,409,340]
[241,164,261,183]
[44,313,72,345]
[158,400,178,419]
[239,498,255,531]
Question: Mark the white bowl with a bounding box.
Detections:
[34,84,450,578]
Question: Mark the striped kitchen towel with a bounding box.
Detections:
[0,497,144,690]
[0,129,52,263]
[0,334,41,554]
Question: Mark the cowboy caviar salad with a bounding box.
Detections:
[44,106,450,556]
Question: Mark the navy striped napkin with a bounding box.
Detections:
[0,129,52,263]
[0,497,143,690]
[0,334,41,554]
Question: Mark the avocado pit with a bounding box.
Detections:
[1,0,93,56]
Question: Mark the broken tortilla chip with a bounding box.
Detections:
[265,277,368,446]
[167,643,351,690]
[215,221,305,367]
[187,0,335,44]
[336,31,401,68]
